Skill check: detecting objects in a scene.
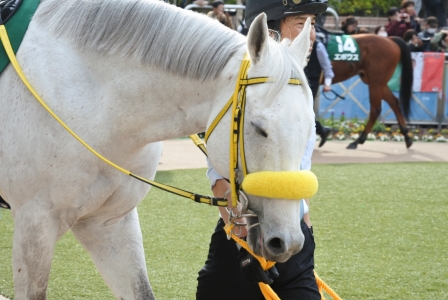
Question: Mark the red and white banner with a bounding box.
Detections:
[411,52,445,92]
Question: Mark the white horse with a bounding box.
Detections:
[0,0,314,298]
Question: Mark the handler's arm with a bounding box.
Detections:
[206,159,247,237]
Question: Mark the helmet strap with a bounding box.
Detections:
[275,19,282,32]
[267,19,282,34]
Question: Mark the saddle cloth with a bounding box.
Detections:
[316,25,361,62]
[0,0,39,74]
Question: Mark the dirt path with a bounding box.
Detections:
[158,138,448,171]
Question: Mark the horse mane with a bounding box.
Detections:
[34,0,246,81]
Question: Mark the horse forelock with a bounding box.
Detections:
[34,0,246,81]
[251,38,308,103]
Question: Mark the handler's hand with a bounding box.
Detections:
[323,85,331,92]
[239,248,279,284]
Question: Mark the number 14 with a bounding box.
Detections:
[335,36,357,53]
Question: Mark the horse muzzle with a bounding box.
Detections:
[247,214,304,263]
[241,170,317,262]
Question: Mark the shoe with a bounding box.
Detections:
[0,195,10,209]
[319,127,331,148]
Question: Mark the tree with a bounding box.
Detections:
[328,0,402,15]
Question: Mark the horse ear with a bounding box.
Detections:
[247,13,269,64]
[289,17,311,67]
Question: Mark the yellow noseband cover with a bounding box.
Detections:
[241,171,318,199]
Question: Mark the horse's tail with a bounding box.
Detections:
[390,36,413,120]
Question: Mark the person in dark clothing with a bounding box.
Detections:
[386,6,412,37]
[403,29,425,51]
[341,15,358,34]
[423,0,447,28]
[401,0,422,32]
[418,16,438,51]
[430,29,448,51]
[375,25,389,37]
[305,38,333,148]
[197,219,317,300]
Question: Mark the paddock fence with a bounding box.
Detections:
[316,54,448,128]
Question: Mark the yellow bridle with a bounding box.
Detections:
[201,53,315,208]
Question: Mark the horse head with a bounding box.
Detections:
[207,14,315,262]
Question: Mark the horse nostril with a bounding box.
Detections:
[267,237,285,253]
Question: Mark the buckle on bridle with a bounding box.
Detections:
[223,190,257,240]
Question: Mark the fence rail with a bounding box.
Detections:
[316,58,448,129]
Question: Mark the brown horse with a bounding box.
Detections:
[321,33,413,149]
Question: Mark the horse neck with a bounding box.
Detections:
[87,48,246,145]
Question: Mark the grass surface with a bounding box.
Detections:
[0,163,447,299]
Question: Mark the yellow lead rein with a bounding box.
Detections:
[0,25,227,207]
[0,25,129,174]
[224,223,279,300]
[224,223,342,300]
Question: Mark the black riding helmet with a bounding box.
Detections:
[245,0,328,30]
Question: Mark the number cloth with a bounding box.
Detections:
[326,34,361,62]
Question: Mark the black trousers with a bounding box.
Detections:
[423,0,447,27]
[196,219,321,300]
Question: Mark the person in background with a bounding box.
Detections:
[403,29,424,51]
[418,16,438,51]
[306,32,333,147]
[414,0,423,15]
[385,7,412,37]
[430,29,448,51]
[207,0,234,29]
[237,19,248,36]
[422,0,447,28]
[401,0,421,32]
[375,25,389,37]
[357,27,370,34]
[341,15,358,34]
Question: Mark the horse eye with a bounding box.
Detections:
[251,122,268,138]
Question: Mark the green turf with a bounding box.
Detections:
[0,163,447,299]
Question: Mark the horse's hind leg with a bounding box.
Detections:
[12,204,63,300]
[382,87,413,148]
[71,207,155,300]
[347,87,382,149]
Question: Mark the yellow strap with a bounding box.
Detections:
[188,134,207,156]
[225,223,342,300]
[288,78,301,85]
[204,97,233,143]
[204,76,300,143]
[240,77,301,86]
[0,25,129,174]
[228,55,250,207]
[240,77,270,85]
[315,271,343,300]
[224,223,278,300]
[0,25,227,207]
[238,85,248,177]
